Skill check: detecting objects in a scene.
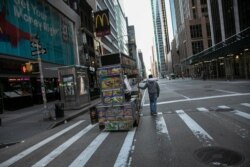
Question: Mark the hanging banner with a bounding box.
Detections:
[94,9,110,37]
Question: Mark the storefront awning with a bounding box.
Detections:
[187,27,250,65]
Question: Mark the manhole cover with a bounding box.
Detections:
[194,146,244,166]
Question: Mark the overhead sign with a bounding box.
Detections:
[31,42,42,49]
[30,36,47,56]
[94,9,110,37]
[31,48,47,56]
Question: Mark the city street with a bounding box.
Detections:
[0,79,250,167]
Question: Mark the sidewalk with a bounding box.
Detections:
[0,98,101,148]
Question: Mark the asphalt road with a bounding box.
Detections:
[0,79,249,167]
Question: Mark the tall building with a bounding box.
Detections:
[151,0,170,77]
[95,0,128,55]
[114,0,128,55]
[138,50,146,78]
[127,25,138,63]
[170,0,211,76]
[187,0,250,80]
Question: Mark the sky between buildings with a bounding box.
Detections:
[124,0,173,74]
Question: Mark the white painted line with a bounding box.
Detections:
[155,112,171,140]
[0,120,84,167]
[114,128,136,167]
[232,110,250,120]
[197,107,209,112]
[218,105,231,109]
[176,110,214,146]
[69,132,109,167]
[141,90,147,107]
[143,93,250,106]
[32,124,96,167]
[241,103,250,107]
[215,89,238,94]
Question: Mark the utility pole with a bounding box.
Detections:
[31,35,50,120]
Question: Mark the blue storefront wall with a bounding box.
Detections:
[0,0,75,65]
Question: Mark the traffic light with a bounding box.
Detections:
[21,64,28,73]
[21,62,39,73]
[25,62,33,72]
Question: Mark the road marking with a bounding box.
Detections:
[155,112,171,140]
[218,105,231,109]
[215,89,238,94]
[32,124,96,167]
[69,132,109,167]
[114,128,136,167]
[0,120,84,167]
[241,103,250,107]
[232,110,250,120]
[197,107,209,112]
[176,110,214,146]
[141,90,147,107]
[143,93,250,106]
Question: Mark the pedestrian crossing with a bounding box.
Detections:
[0,103,249,167]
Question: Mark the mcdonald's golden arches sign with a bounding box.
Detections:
[94,9,110,37]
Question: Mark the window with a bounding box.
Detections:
[206,23,211,37]
[201,0,207,5]
[192,41,204,54]
[190,24,203,38]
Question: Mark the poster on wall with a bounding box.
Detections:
[0,0,75,65]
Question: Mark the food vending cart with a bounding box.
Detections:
[96,53,141,131]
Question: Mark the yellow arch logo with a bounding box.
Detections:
[95,13,109,29]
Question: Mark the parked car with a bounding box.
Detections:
[170,73,176,79]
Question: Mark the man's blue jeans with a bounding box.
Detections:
[149,94,158,114]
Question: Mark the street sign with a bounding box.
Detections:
[31,48,47,56]
[31,37,39,44]
[31,42,42,49]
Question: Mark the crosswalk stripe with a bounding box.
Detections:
[32,124,96,167]
[241,103,250,107]
[197,107,209,112]
[176,110,214,146]
[155,112,171,140]
[0,120,84,167]
[69,132,109,167]
[114,128,136,167]
[218,105,230,109]
[232,110,250,120]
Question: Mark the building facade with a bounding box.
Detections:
[95,0,128,56]
[0,0,81,110]
[170,0,211,77]
[151,0,170,77]
[127,25,138,64]
[138,50,146,78]
[188,0,250,80]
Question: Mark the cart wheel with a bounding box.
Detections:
[99,125,105,130]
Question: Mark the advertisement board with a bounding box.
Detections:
[0,0,75,65]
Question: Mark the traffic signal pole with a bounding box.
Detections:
[37,54,50,120]
[31,35,51,120]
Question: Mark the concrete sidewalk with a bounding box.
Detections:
[0,99,101,148]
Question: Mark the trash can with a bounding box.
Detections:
[89,106,98,124]
[55,102,64,118]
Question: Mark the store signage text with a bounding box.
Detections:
[13,0,59,36]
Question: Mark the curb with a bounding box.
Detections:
[0,100,101,149]
[48,100,101,129]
